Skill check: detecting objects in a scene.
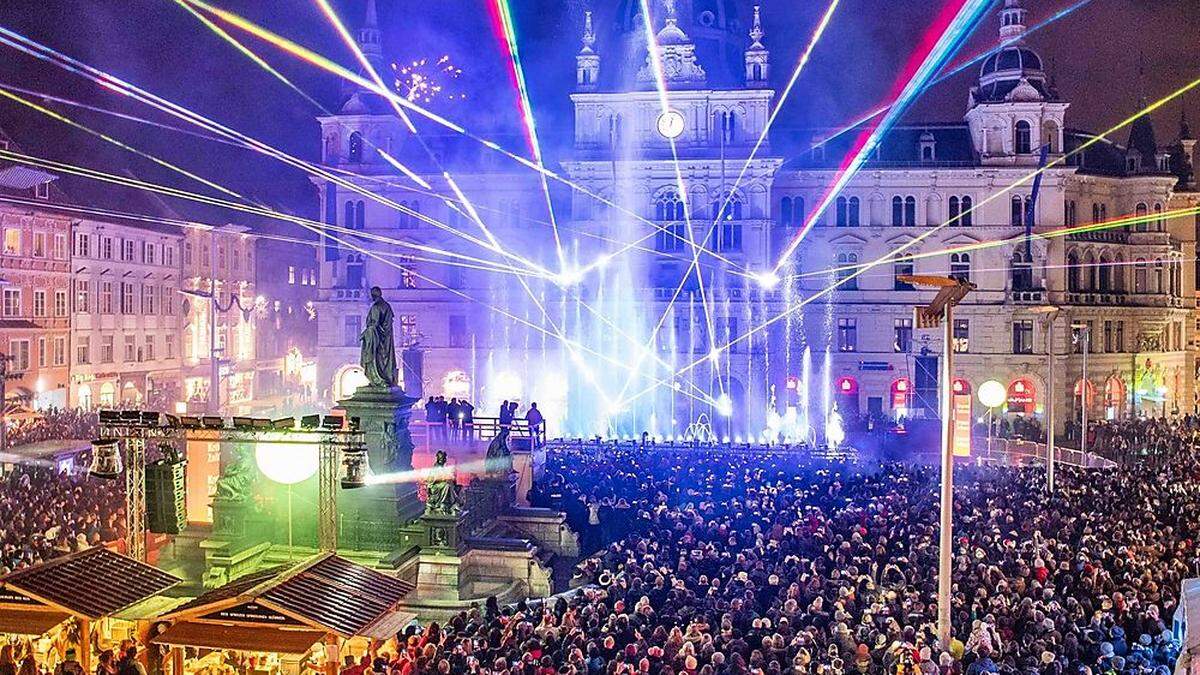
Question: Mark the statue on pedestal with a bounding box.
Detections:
[214,445,254,502]
[485,428,513,474]
[360,286,399,389]
[424,451,461,516]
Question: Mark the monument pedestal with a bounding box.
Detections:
[336,385,424,551]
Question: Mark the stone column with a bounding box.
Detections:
[337,385,425,551]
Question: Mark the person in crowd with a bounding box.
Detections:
[459,398,475,442]
[498,400,513,430]
[53,649,84,675]
[525,403,545,444]
[446,398,462,443]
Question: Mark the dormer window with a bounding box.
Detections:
[1158,154,1171,172]
[1127,156,1140,173]
[34,182,49,200]
[919,132,936,162]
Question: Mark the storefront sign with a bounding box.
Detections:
[202,602,301,625]
[952,393,972,457]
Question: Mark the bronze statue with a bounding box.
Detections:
[424,450,461,516]
[360,286,399,388]
[214,445,254,502]
[484,428,512,473]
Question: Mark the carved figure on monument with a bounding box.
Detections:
[360,286,399,389]
[424,450,462,516]
[485,428,513,473]
[214,445,255,502]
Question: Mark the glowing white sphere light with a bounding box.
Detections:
[978,379,1007,409]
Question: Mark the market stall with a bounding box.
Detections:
[0,547,182,672]
[152,553,416,675]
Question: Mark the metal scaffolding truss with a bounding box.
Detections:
[98,414,366,560]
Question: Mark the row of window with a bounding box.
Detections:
[833,317,1155,356]
[342,313,419,347]
[72,281,177,316]
[182,241,252,272]
[1067,253,1183,295]
[778,195,1016,228]
[4,229,67,259]
[287,266,317,286]
[7,336,66,371]
[653,193,745,222]
[74,232,176,266]
[75,333,176,366]
[833,250,1037,291]
[344,200,425,230]
[0,288,68,319]
[654,221,742,253]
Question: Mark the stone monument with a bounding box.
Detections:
[337,287,423,551]
[419,450,466,555]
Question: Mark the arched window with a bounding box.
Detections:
[1135,203,1149,232]
[894,261,915,290]
[1015,120,1032,154]
[1083,252,1097,291]
[1134,259,1148,293]
[960,196,973,226]
[1011,196,1024,226]
[348,131,364,163]
[655,191,684,221]
[1153,259,1164,293]
[948,196,974,227]
[950,253,970,282]
[354,201,365,230]
[1011,249,1034,291]
[948,196,960,225]
[1092,203,1101,224]
[1154,202,1164,232]
[848,197,860,226]
[922,145,934,161]
[345,253,365,289]
[836,253,858,290]
[779,196,793,225]
[1067,251,1081,291]
[891,196,904,227]
[724,112,738,143]
[1042,120,1060,153]
[1098,255,1112,292]
[344,201,354,228]
[610,114,623,147]
[1112,254,1125,292]
[904,196,917,226]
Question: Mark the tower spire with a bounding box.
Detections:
[576,9,600,90]
[745,5,768,87]
[357,0,384,73]
[749,5,764,50]
[999,0,1027,41]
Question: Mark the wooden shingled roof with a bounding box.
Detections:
[0,547,181,620]
[158,553,415,640]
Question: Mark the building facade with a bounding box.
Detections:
[314,0,1196,439]
[180,225,259,412]
[253,234,319,408]
[69,217,184,410]
[0,201,71,410]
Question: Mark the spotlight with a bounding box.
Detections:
[161,414,181,428]
[120,410,143,423]
[179,416,202,429]
[299,414,322,430]
[708,348,722,366]
[340,448,370,490]
[201,416,225,429]
[98,410,122,424]
[320,415,343,431]
[554,267,583,287]
[88,439,123,479]
[270,417,296,431]
[716,393,733,417]
[346,417,362,432]
[232,417,270,430]
[753,270,781,289]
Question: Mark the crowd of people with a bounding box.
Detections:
[376,430,1197,673]
[0,457,125,574]
[4,408,97,448]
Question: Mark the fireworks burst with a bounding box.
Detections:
[393,55,465,104]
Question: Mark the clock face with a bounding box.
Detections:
[657,110,686,140]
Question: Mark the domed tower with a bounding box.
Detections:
[613,0,748,88]
[964,0,1068,166]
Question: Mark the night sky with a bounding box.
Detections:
[0,0,1196,223]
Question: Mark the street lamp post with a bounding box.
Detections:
[1031,306,1060,491]
[899,274,975,648]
